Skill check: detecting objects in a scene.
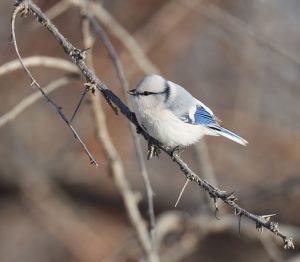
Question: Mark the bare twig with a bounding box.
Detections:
[13,0,294,249]
[174,179,189,207]
[86,14,156,249]
[0,56,78,76]
[0,74,79,127]
[69,83,90,124]
[81,10,158,261]
[11,3,98,166]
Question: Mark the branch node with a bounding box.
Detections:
[19,2,29,17]
[235,208,242,216]
[84,82,96,93]
[71,48,86,61]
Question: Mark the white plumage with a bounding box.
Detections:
[128,75,247,148]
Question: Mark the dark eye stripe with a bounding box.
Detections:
[137,89,168,97]
[164,81,171,102]
[140,91,156,96]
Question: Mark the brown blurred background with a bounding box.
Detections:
[0,0,300,261]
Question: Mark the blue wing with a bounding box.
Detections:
[177,105,248,145]
[192,106,221,130]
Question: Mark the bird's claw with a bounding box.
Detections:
[147,140,161,160]
[136,126,143,134]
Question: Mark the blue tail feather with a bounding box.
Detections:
[217,127,248,146]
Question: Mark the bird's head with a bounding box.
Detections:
[128,74,171,109]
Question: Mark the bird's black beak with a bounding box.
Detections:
[127,89,138,96]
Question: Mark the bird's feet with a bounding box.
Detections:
[147,139,161,160]
[171,145,186,160]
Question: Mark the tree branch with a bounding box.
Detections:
[80,8,158,261]
[12,0,295,249]
[86,13,156,249]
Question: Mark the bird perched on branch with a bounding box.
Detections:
[128,75,247,158]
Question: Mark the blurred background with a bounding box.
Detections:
[0,0,300,261]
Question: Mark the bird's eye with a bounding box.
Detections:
[143,91,150,96]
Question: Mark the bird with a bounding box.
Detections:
[128,75,247,156]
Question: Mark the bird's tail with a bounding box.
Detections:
[215,127,248,146]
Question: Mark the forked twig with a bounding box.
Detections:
[11,3,98,166]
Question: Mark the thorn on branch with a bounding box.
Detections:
[261,214,277,222]
[212,196,220,220]
[238,214,243,236]
[284,237,295,250]
[225,191,238,202]
[84,82,96,93]
[81,47,92,60]
[256,214,277,234]
[235,208,242,216]
[71,48,86,61]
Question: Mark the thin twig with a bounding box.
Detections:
[174,179,189,207]
[13,0,295,249]
[69,84,90,124]
[11,4,98,166]
[86,14,156,249]
[0,74,79,127]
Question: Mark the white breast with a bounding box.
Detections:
[136,107,207,147]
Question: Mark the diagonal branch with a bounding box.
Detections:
[81,13,158,261]
[12,0,294,249]
[86,13,156,248]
